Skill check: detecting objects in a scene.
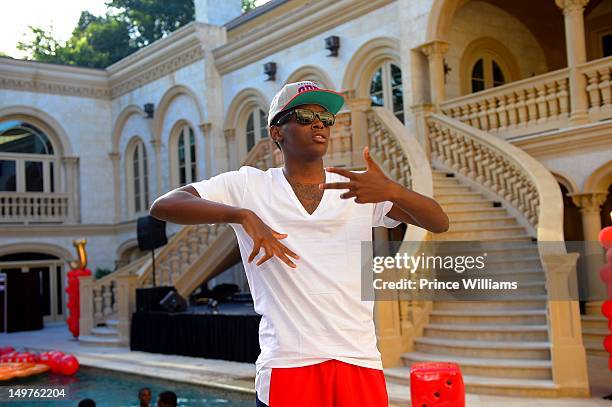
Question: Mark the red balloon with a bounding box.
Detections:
[37,352,52,365]
[603,301,612,320]
[60,355,79,375]
[600,226,612,249]
[50,352,65,373]
[0,346,14,355]
[604,335,612,353]
[601,264,612,284]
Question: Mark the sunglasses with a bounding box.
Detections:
[274,108,336,127]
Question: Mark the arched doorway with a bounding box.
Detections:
[0,251,65,330]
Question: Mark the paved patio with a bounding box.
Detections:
[1,322,610,406]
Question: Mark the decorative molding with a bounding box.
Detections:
[108,152,120,162]
[0,58,110,100]
[569,192,607,213]
[555,0,590,13]
[199,122,212,133]
[213,0,394,75]
[511,120,612,156]
[224,128,236,139]
[0,219,138,237]
[420,40,450,58]
[110,45,206,98]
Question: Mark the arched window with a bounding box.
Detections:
[246,109,267,152]
[0,120,57,193]
[369,62,404,123]
[471,55,506,93]
[177,125,197,186]
[127,139,149,215]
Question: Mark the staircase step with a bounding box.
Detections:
[79,335,123,347]
[436,226,529,240]
[440,200,495,210]
[434,185,472,193]
[384,368,558,398]
[414,337,551,360]
[434,298,546,311]
[436,192,486,202]
[583,339,607,356]
[91,327,119,337]
[402,352,552,380]
[581,315,608,329]
[448,216,518,228]
[424,323,549,341]
[443,207,508,218]
[106,319,119,328]
[429,309,547,325]
[435,243,539,258]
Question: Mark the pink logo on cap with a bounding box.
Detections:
[297,84,320,93]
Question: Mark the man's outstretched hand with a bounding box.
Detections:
[319,146,399,203]
[240,210,300,268]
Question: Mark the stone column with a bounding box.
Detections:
[78,274,94,337]
[109,153,121,223]
[61,156,80,223]
[556,0,590,124]
[420,40,450,108]
[570,192,608,312]
[116,273,138,346]
[199,122,212,178]
[224,129,236,170]
[346,96,372,168]
[151,139,162,198]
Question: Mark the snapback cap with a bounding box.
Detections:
[268,81,345,126]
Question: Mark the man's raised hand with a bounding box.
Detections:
[319,146,399,204]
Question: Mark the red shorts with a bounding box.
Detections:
[259,359,388,407]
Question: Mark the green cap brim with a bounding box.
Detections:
[282,89,345,115]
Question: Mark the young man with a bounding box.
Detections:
[150,81,448,406]
[157,390,177,407]
[138,387,152,407]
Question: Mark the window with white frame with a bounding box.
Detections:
[177,125,197,186]
[0,120,57,193]
[470,54,507,93]
[246,109,268,152]
[127,139,149,214]
[369,62,404,123]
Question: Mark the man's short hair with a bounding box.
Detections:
[138,387,151,397]
[78,399,96,407]
[158,391,177,407]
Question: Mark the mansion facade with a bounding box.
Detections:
[1,0,611,399]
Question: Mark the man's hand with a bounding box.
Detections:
[240,210,300,268]
[319,146,398,203]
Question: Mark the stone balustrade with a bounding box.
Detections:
[579,55,612,121]
[0,192,70,223]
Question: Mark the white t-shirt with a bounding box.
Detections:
[190,166,401,404]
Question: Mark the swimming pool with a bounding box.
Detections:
[0,366,253,406]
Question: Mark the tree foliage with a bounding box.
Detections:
[16,0,261,68]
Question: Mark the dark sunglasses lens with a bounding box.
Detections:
[295,109,314,124]
[318,112,335,126]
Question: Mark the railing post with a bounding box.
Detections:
[556,0,590,125]
[542,252,590,396]
[116,273,138,346]
[347,97,372,168]
[78,274,94,337]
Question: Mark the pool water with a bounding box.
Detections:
[0,366,253,406]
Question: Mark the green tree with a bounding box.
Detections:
[242,0,257,12]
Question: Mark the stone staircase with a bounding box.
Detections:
[79,318,122,347]
[385,168,558,398]
[581,314,608,357]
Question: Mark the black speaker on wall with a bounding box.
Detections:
[137,215,168,287]
[137,215,168,251]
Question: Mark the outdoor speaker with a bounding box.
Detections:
[137,215,168,251]
[159,291,188,313]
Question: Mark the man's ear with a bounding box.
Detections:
[269,125,283,145]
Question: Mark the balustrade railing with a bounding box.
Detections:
[579,55,612,121]
[0,192,70,223]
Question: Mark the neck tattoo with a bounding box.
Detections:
[289,181,324,214]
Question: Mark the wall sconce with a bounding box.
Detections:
[325,36,340,57]
[443,59,452,84]
[144,103,155,118]
[264,62,277,81]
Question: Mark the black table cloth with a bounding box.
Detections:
[130,311,261,363]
